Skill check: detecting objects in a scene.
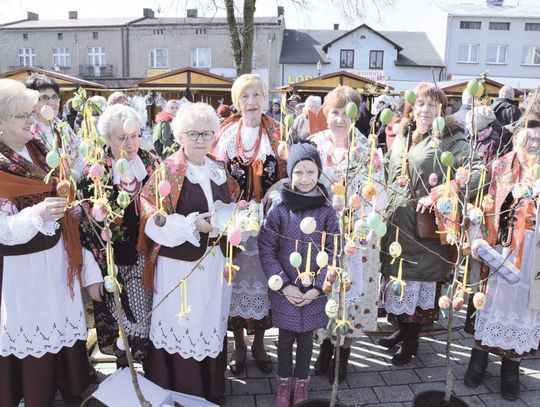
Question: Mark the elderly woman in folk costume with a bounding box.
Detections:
[0,79,103,406]
[308,86,387,383]
[463,91,540,401]
[78,105,158,368]
[380,82,484,366]
[213,74,286,375]
[139,103,239,404]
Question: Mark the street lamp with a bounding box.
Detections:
[317,60,322,76]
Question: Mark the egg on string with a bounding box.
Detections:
[344,241,357,257]
[56,179,71,197]
[389,241,402,258]
[397,176,408,187]
[325,299,339,318]
[354,219,369,236]
[104,276,117,293]
[326,267,339,284]
[91,202,108,222]
[348,193,361,210]
[452,295,464,311]
[301,273,312,287]
[117,191,131,208]
[116,337,126,351]
[469,207,484,225]
[332,195,345,212]
[268,275,283,291]
[446,231,459,245]
[432,116,446,135]
[223,265,237,282]
[473,292,486,310]
[277,141,288,160]
[366,212,381,230]
[391,280,402,296]
[285,114,295,128]
[374,222,387,237]
[40,105,56,121]
[300,216,317,234]
[228,228,242,246]
[115,158,129,175]
[153,212,167,227]
[404,89,417,105]
[440,151,455,167]
[123,117,139,134]
[158,180,172,197]
[316,251,329,268]
[428,173,439,187]
[380,108,394,125]
[358,235,369,248]
[466,79,479,97]
[455,167,469,186]
[46,151,60,169]
[481,195,495,211]
[345,101,359,119]
[492,159,504,174]
[438,295,450,309]
[362,183,377,202]
[289,251,302,268]
[101,228,113,242]
[436,197,453,216]
[89,163,105,182]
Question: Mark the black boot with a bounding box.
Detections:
[328,347,351,384]
[314,338,334,375]
[501,358,521,401]
[464,348,489,388]
[391,322,419,366]
[378,321,404,349]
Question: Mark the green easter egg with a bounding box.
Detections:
[289,251,302,268]
[440,151,455,167]
[404,89,416,104]
[380,108,394,125]
[345,101,359,119]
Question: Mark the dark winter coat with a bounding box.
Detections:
[492,98,522,127]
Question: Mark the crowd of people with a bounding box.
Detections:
[0,71,538,407]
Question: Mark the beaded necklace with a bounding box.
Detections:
[235,119,264,165]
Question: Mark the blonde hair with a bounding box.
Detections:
[98,104,140,136]
[172,102,220,141]
[231,74,269,112]
[0,79,39,121]
[322,86,361,119]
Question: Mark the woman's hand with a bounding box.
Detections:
[416,195,434,214]
[195,212,213,233]
[37,197,68,222]
[282,285,304,306]
[298,288,320,307]
[87,282,103,302]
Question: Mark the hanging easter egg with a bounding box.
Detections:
[222,265,237,282]
[331,183,345,196]
[348,193,361,210]
[158,180,171,197]
[375,222,387,237]
[268,275,283,291]
[362,183,377,202]
[46,151,60,169]
[437,197,453,215]
[325,299,339,318]
[390,280,401,296]
[466,79,479,97]
[101,228,113,242]
[475,82,484,98]
[236,200,248,210]
[345,101,359,119]
[300,216,317,234]
[228,228,242,246]
[123,117,139,134]
[440,151,455,167]
[452,296,464,311]
[481,195,495,211]
[153,212,167,227]
[301,273,312,287]
[327,267,338,284]
[79,139,94,158]
[461,242,471,256]
[316,251,329,268]
[473,292,486,310]
[56,179,71,197]
[455,167,469,186]
[277,141,288,160]
[89,163,105,182]
[367,212,381,230]
[521,184,534,200]
[344,240,357,257]
[469,207,484,225]
[91,202,107,222]
[432,116,446,135]
[323,140,335,156]
[404,89,417,105]
[289,251,302,268]
[104,276,117,293]
[354,219,369,236]
[117,191,131,208]
[115,158,129,175]
[446,231,459,245]
[40,105,56,121]
[389,241,402,258]
[428,173,439,187]
[380,108,394,125]
[398,176,408,187]
[516,131,528,148]
[438,295,450,309]
[116,336,126,351]
[285,114,295,128]
[338,322,349,335]
[332,195,345,212]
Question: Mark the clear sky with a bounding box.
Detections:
[0,0,536,29]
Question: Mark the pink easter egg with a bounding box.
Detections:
[452,296,464,311]
[238,199,249,210]
[223,265,237,282]
[228,229,242,246]
[344,241,357,257]
[101,229,113,242]
[158,180,171,197]
[428,173,439,187]
[89,163,105,182]
[91,202,107,222]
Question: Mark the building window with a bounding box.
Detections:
[57,33,63,40]
[460,21,481,29]
[52,47,70,68]
[340,49,354,68]
[457,44,479,63]
[87,47,106,65]
[486,44,508,64]
[489,22,510,30]
[195,28,207,35]
[191,48,211,68]
[23,33,28,40]
[525,23,540,31]
[153,29,164,35]
[93,32,99,40]
[149,48,168,68]
[521,46,540,65]
[18,48,35,67]
[369,50,384,69]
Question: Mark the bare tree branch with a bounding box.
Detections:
[225,0,244,74]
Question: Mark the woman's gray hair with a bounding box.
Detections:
[0,79,39,121]
[97,104,140,136]
[172,102,220,140]
[305,95,322,110]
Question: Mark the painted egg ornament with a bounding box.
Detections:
[432,116,446,135]
[446,231,459,245]
[316,251,329,268]
[116,337,126,351]
[345,101,359,119]
[348,193,362,209]
[301,273,312,287]
[398,176,409,187]
[277,141,288,160]
[300,216,317,234]
[114,158,129,175]
[452,296,464,311]
[469,207,484,225]
[389,241,402,258]
[473,292,487,310]
[367,212,381,230]
[123,117,139,134]
[237,199,249,210]
[380,108,394,125]
[158,180,172,197]
[338,322,349,335]
[56,180,71,197]
[362,183,377,202]
[268,275,284,291]
[104,276,117,293]
[332,195,345,212]
[391,280,402,296]
[46,151,60,169]
[323,140,335,156]
[289,252,302,268]
[325,299,339,318]
[440,151,455,167]
[228,228,242,246]
[117,191,131,208]
[438,295,450,309]
[455,168,469,186]
[153,212,167,227]
[404,89,416,105]
[437,197,453,215]
[40,105,56,121]
[344,241,357,257]
[354,219,369,236]
[482,195,495,211]
[475,82,484,98]
[375,222,387,237]
[428,173,439,187]
[89,163,105,182]
[91,202,108,222]
[222,265,237,282]
[326,267,338,284]
[331,183,345,196]
[466,79,479,97]
[101,228,113,242]
[285,114,295,128]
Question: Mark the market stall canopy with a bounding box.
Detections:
[439,78,524,98]
[135,67,233,92]
[0,66,106,91]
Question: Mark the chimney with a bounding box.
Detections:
[333,23,339,30]
[27,12,39,21]
[187,9,198,18]
[277,6,284,18]
[68,11,78,19]
[143,8,155,18]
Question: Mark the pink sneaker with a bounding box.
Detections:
[293,377,310,406]
[274,376,293,407]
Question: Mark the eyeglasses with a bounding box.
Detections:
[184,131,214,141]
[38,94,60,102]
[11,112,36,121]
[414,100,439,108]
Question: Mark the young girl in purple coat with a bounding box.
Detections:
[258,142,339,407]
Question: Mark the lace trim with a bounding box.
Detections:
[384,280,436,315]
[474,317,540,355]
[185,158,227,186]
[229,280,270,320]
[185,212,200,244]
[221,123,275,164]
